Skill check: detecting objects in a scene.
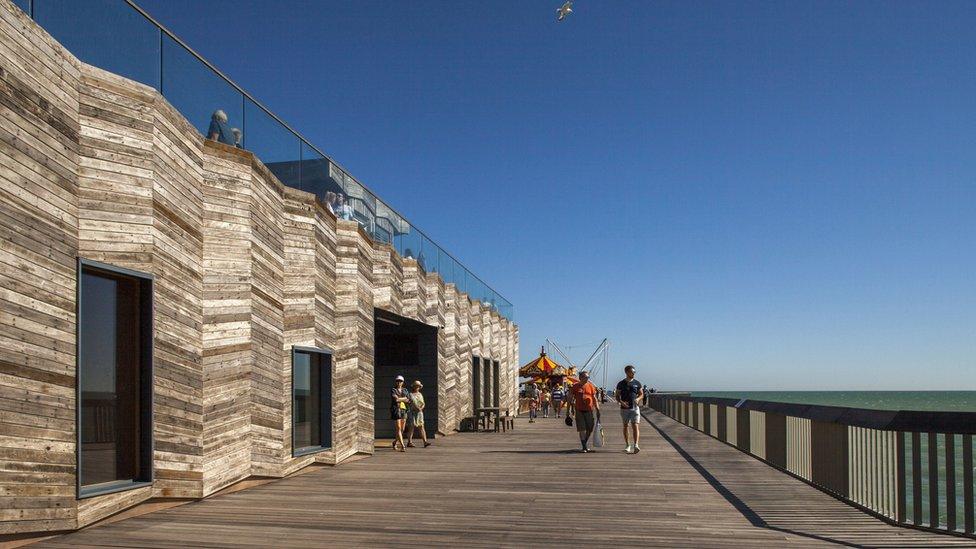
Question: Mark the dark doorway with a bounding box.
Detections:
[374,309,438,439]
[492,360,501,408]
[472,356,482,411]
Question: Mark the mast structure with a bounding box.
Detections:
[545,337,611,389]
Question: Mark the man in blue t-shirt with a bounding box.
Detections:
[615,365,644,454]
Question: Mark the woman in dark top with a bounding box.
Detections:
[391,375,410,452]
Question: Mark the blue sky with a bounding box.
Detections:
[133,0,975,390]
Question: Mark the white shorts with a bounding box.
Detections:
[620,407,641,424]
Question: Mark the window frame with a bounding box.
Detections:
[76,258,155,499]
[291,345,333,457]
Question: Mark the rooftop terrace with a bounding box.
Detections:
[32,412,975,548]
[11,0,513,319]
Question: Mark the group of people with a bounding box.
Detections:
[323,191,355,220]
[524,365,646,454]
[389,375,431,452]
[207,110,359,223]
[570,365,644,453]
[523,383,570,420]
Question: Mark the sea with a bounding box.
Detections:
[688,391,976,412]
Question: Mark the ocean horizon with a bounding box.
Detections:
[687,390,976,412]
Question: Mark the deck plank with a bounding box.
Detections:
[36,411,976,548]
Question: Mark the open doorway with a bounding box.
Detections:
[374,309,438,439]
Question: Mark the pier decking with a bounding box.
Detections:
[36,412,975,548]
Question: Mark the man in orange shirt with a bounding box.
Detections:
[569,371,600,453]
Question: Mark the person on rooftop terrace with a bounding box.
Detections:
[206,109,235,146]
[335,193,353,221]
[324,191,337,216]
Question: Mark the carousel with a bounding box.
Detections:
[519,347,578,388]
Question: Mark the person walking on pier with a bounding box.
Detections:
[541,387,551,418]
[525,382,539,422]
[552,385,565,418]
[615,365,644,454]
[390,375,410,452]
[569,371,600,452]
[405,380,431,448]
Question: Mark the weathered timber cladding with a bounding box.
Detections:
[0,0,518,534]
[0,1,80,534]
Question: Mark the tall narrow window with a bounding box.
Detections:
[292,347,332,455]
[78,259,153,497]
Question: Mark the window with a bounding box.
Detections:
[292,347,332,456]
[77,259,153,498]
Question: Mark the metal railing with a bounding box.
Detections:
[649,394,976,539]
[15,0,514,320]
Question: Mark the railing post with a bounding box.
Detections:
[964,434,973,534]
[929,432,939,528]
[947,434,956,532]
[912,432,922,526]
[896,431,906,523]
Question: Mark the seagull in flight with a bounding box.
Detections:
[556,1,573,22]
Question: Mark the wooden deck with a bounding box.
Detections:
[36,411,976,548]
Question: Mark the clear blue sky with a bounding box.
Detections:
[135,0,976,390]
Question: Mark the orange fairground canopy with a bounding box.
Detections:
[519,347,568,378]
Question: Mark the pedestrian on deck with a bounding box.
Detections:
[390,375,410,452]
[569,371,600,452]
[525,382,540,422]
[541,388,551,418]
[615,365,644,454]
[406,380,431,447]
[552,385,565,418]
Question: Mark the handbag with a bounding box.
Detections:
[565,415,573,427]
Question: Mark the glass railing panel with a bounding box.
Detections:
[295,143,338,207]
[161,34,242,144]
[419,234,438,275]
[34,0,160,89]
[400,223,422,266]
[343,177,375,233]
[245,98,300,188]
[373,215,393,245]
[438,251,454,287]
[375,200,399,247]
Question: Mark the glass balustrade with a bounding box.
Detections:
[34,0,161,90]
[22,0,513,321]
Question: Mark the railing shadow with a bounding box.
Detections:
[644,410,871,548]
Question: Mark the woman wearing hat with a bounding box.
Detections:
[405,380,431,448]
[391,375,410,452]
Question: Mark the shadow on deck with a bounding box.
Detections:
[35,412,976,548]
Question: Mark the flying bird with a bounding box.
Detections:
[556,1,573,22]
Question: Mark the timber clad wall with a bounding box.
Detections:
[0,1,518,535]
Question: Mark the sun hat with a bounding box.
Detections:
[412,380,423,388]
[395,375,404,382]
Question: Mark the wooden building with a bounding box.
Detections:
[0,0,518,535]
